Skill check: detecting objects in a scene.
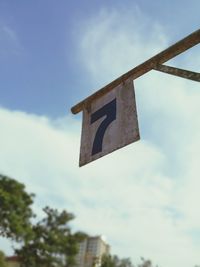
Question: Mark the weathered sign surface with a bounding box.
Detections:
[79,79,140,167]
[71,29,199,167]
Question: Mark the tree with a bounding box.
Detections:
[0,175,34,241]
[138,258,155,267]
[16,206,87,267]
[0,250,8,267]
[101,255,157,267]
[101,255,134,267]
[101,255,116,267]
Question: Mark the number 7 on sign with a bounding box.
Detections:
[90,98,116,155]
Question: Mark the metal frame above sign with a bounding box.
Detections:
[71,29,200,166]
[72,29,200,115]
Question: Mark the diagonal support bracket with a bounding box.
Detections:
[71,29,200,114]
[154,64,200,82]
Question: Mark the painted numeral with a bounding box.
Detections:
[90,98,117,155]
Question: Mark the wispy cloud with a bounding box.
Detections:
[2,25,18,42]
[0,23,22,56]
[76,6,168,89]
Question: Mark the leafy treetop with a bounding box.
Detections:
[0,175,34,241]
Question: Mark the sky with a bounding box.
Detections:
[0,1,199,267]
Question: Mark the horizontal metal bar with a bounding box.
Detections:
[71,29,200,114]
[154,64,200,82]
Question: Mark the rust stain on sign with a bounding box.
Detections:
[79,80,140,167]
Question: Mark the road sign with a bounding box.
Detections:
[79,79,140,167]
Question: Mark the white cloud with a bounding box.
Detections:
[0,6,200,267]
[0,107,175,262]
[0,89,200,267]
[75,6,200,267]
[77,6,168,89]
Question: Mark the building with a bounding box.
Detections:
[5,236,110,267]
[76,236,110,267]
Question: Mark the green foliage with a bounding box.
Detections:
[0,250,8,267]
[16,207,87,267]
[138,258,154,267]
[101,255,115,267]
[0,175,35,241]
[0,174,156,267]
[101,255,157,267]
[101,255,133,267]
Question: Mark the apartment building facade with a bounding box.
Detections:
[76,236,110,267]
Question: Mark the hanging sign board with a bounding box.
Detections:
[71,29,199,167]
[79,79,140,167]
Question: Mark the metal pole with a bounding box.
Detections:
[71,29,200,114]
[154,64,200,82]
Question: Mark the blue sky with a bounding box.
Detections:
[0,0,199,116]
[0,1,200,267]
